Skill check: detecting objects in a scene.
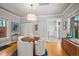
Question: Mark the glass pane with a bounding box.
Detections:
[78,15,79,21]
[74,16,78,21]
[75,22,77,26]
[0,20,3,27]
[3,20,5,27]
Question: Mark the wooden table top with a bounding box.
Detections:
[21,36,40,42]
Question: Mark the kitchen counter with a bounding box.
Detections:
[68,38,79,45]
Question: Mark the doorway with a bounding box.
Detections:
[21,22,33,36]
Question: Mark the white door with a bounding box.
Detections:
[21,22,33,36]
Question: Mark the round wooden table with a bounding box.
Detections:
[21,36,40,56]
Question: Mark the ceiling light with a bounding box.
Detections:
[27,4,37,21]
[27,13,37,21]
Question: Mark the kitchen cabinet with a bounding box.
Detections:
[61,38,79,56]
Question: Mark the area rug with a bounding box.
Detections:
[12,49,48,56]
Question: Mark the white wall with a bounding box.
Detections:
[21,22,34,36]
[0,8,20,46]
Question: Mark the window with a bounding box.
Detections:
[0,18,7,38]
[0,20,3,27]
[74,15,79,21]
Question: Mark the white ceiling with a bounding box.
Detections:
[0,3,71,17]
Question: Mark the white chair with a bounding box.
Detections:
[17,37,33,56]
[35,40,45,56]
[18,36,27,41]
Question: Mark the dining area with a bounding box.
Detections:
[17,35,47,56]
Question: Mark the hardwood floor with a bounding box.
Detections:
[0,43,17,56]
[45,41,68,56]
[0,41,68,56]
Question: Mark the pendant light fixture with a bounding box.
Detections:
[26,4,37,21]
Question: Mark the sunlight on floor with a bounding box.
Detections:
[45,41,68,56]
